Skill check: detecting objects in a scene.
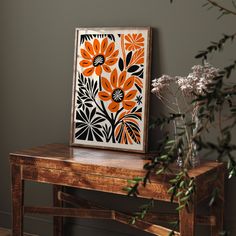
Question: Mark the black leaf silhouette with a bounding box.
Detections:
[128,65,139,73]
[126,51,132,67]
[118,58,124,71]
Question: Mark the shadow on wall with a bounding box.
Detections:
[148,28,166,151]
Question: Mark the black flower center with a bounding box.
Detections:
[112,88,124,103]
[93,55,105,67]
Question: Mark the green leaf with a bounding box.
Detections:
[179,180,185,188]
[176,191,183,197]
[166,140,176,144]
[127,179,138,184]
[156,168,164,175]
[160,155,168,160]
[176,205,185,211]
[167,186,175,194]
[123,187,132,192]
[133,177,144,182]
[180,196,189,202]
[169,179,178,184]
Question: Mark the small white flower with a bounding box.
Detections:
[151,62,220,98]
[151,75,174,98]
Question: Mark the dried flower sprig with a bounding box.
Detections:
[152,63,220,98]
[151,75,174,98]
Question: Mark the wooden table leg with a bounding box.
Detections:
[11,164,24,236]
[210,170,225,236]
[179,199,196,236]
[53,185,64,236]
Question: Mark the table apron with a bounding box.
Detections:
[22,165,174,202]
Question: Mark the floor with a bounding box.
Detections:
[0,227,38,236]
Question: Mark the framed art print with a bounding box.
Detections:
[70,27,152,153]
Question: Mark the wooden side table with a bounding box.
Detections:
[10,143,225,236]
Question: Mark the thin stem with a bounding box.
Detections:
[93,99,106,115]
[98,76,112,122]
[159,97,179,113]
[156,89,180,113]
[114,107,124,124]
[219,106,223,139]
[207,0,236,15]
[121,34,126,68]
[233,0,236,9]
[175,97,190,145]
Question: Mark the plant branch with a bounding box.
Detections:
[195,33,236,60]
[206,0,236,16]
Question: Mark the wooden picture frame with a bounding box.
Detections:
[70,27,152,153]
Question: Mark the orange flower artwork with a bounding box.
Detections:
[72,28,151,152]
[125,33,144,51]
[80,38,118,77]
[98,69,137,112]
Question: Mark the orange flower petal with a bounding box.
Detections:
[136,43,144,47]
[118,111,127,120]
[106,58,118,66]
[136,38,144,43]
[95,65,102,76]
[125,118,139,125]
[125,35,132,43]
[123,101,136,110]
[98,91,111,101]
[79,60,92,67]
[110,50,119,58]
[105,42,115,57]
[136,58,144,64]
[85,42,94,56]
[127,133,133,144]
[101,38,108,54]
[83,67,94,76]
[102,64,111,73]
[125,43,132,51]
[118,71,126,87]
[110,69,118,88]
[123,76,135,91]
[93,39,100,54]
[135,77,143,88]
[137,33,142,38]
[136,34,144,41]
[108,101,119,112]
[115,125,121,137]
[80,49,91,59]
[124,90,137,100]
[121,129,126,144]
[101,77,112,92]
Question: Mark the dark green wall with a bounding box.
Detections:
[1,0,236,235]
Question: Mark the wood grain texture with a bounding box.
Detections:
[210,166,225,236]
[59,191,216,226]
[11,164,24,236]
[9,143,225,179]
[53,185,63,236]
[179,197,196,236]
[9,143,226,236]
[24,206,180,236]
[22,165,172,202]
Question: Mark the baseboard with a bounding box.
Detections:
[0,227,38,236]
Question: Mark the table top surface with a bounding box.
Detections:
[10,143,225,179]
